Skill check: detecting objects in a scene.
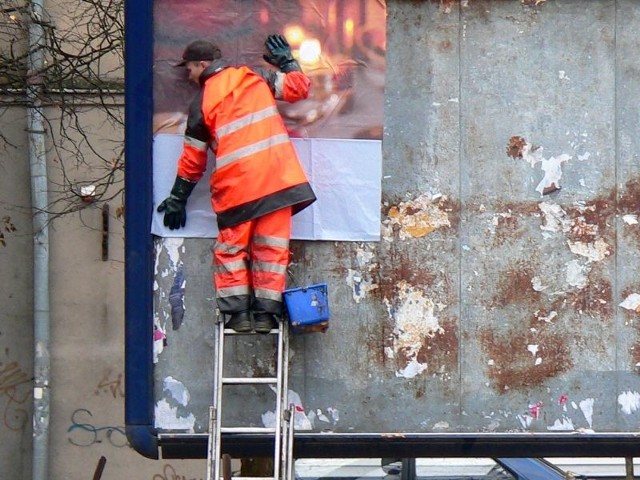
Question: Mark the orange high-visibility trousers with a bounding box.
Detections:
[213,206,292,315]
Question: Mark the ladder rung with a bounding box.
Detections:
[222,328,279,335]
[222,377,277,385]
[220,426,276,434]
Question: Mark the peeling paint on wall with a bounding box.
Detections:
[618,391,640,415]
[537,201,611,264]
[346,269,378,303]
[163,376,190,406]
[344,244,379,303]
[579,398,595,428]
[382,194,451,241]
[547,416,574,431]
[507,137,572,196]
[384,280,444,379]
[154,376,196,431]
[153,324,167,364]
[539,202,570,235]
[516,413,533,429]
[619,293,640,313]
[565,259,589,289]
[153,238,188,362]
[262,389,314,431]
[169,265,186,330]
[567,238,610,262]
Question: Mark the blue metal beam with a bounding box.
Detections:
[124,0,157,459]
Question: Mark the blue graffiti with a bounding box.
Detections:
[67,408,128,447]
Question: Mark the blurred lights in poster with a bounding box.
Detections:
[153,0,386,140]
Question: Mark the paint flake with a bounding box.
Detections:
[516,414,533,429]
[396,359,427,379]
[618,391,640,415]
[539,202,571,233]
[620,293,640,313]
[507,139,571,196]
[385,281,443,378]
[154,399,196,431]
[432,421,449,431]
[537,311,557,323]
[547,416,574,431]
[382,194,451,240]
[263,389,313,431]
[346,268,378,303]
[163,376,190,406]
[153,323,167,363]
[579,398,594,428]
[536,154,571,196]
[565,260,588,289]
[531,276,548,292]
[567,238,610,262]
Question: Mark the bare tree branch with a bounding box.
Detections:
[0,0,125,221]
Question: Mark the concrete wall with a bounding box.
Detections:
[0,104,206,477]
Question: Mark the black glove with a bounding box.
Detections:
[157,176,197,230]
[263,34,301,73]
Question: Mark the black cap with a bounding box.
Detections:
[174,40,220,67]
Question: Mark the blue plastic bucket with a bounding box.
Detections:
[283,283,329,333]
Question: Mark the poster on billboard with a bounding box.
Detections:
[150,0,386,240]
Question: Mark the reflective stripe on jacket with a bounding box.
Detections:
[176,60,316,228]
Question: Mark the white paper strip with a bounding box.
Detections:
[151,135,381,241]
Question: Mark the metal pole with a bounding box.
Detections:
[27,1,51,479]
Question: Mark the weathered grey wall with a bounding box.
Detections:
[153,0,640,438]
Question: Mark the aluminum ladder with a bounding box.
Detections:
[206,318,295,480]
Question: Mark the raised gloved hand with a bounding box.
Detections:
[157,176,197,230]
[263,34,301,73]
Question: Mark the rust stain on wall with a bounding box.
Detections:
[619,178,640,246]
[506,135,527,159]
[365,323,389,369]
[382,194,456,241]
[480,325,572,392]
[631,342,640,372]
[491,261,541,309]
[389,317,459,381]
[415,317,460,378]
[491,211,526,247]
[553,277,613,318]
[566,197,614,245]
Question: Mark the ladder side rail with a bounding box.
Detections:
[207,317,225,480]
[280,326,292,480]
[213,320,227,480]
[272,321,286,480]
[286,403,295,480]
[206,405,216,480]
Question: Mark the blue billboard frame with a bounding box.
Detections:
[124,0,157,459]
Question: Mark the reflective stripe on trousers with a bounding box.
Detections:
[213,206,291,314]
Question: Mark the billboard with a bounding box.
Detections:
[126,0,640,460]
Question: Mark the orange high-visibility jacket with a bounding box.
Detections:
[176,59,316,228]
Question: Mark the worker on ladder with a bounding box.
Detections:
[157,34,316,333]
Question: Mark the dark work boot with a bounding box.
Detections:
[226,311,251,332]
[253,313,279,334]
